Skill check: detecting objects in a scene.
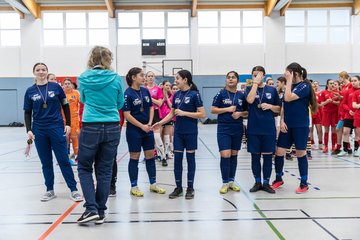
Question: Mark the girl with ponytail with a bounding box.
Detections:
[152,69,206,200]
[273,62,317,194]
[123,67,166,198]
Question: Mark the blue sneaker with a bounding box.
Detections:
[69,158,77,166]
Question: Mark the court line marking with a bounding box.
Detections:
[198,136,286,240]
[38,201,80,240]
[300,209,339,240]
[3,215,360,226]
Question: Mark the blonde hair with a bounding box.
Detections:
[87,46,113,70]
[339,71,350,80]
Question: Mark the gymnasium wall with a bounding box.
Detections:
[0,12,360,124]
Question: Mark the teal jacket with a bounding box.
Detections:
[79,69,124,123]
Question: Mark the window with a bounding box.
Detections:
[117,11,190,45]
[0,13,21,46]
[43,12,109,46]
[198,10,263,45]
[285,9,351,44]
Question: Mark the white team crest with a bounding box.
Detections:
[184,97,190,104]
[31,94,41,101]
[145,96,150,102]
[223,99,232,105]
[48,91,55,97]
[238,99,243,105]
[133,98,141,105]
[266,93,272,99]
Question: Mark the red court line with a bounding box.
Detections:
[38,201,80,240]
[116,151,129,163]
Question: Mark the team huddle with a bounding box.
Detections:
[25,45,354,224]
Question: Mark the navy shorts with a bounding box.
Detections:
[217,124,243,151]
[247,134,276,153]
[173,132,197,151]
[126,127,154,152]
[277,127,309,150]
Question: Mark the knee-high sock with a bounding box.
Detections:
[343,141,349,151]
[355,140,359,151]
[186,152,196,189]
[128,159,139,187]
[145,157,156,185]
[331,133,337,148]
[274,155,284,181]
[170,136,174,151]
[71,135,79,155]
[324,132,329,146]
[154,132,166,160]
[297,155,308,185]
[220,157,230,183]
[174,152,184,188]
[251,153,261,183]
[164,134,171,155]
[262,154,272,184]
[306,137,312,152]
[229,155,238,182]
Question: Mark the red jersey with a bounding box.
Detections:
[339,82,353,119]
[320,90,338,113]
[342,87,358,119]
[352,89,360,120]
[312,91,322,118]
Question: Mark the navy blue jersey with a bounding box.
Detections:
[283,82,310,128]
[212,89,247,125]
[172,90,203,134]
[245,85,280,135]
[23,82,67,129]
[123,87,153,128]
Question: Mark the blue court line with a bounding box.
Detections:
[283,169,320,191]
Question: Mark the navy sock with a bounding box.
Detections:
[174,151,184,188]
[128,159,139,187]
[262,154,272,184]
[220,157,231,183]
[355,140,359,151]
[274,155,284,181]
[251,153,261,183]
[186,152,196,189]
[343,141,349,152]
[145,157,156,185]
[297,155,308,185]
[229,155,238,182]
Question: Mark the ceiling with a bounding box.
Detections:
[0,0,356,18]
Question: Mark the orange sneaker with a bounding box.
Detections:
[295,184,309,194]
[322,146,328,153]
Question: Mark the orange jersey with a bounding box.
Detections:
[63,90,80,129]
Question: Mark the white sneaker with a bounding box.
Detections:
[318,144,324,150]
[354,150,359,157]
[41,190,56,202]
[70,191,83,202]
[166,151,174,159]
[337,151,348,157]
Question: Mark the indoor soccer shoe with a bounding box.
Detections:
[130,186,144,197]
[169,187,183,199]
[40,190,56,202]
[337,151,348,157]
[150,184,166,194]
[249,182,262,192]
[295,184,309,194]
[228,181,240,192]
[262,183,275,194]
[219,183,229,194]
[271,180,284,189]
